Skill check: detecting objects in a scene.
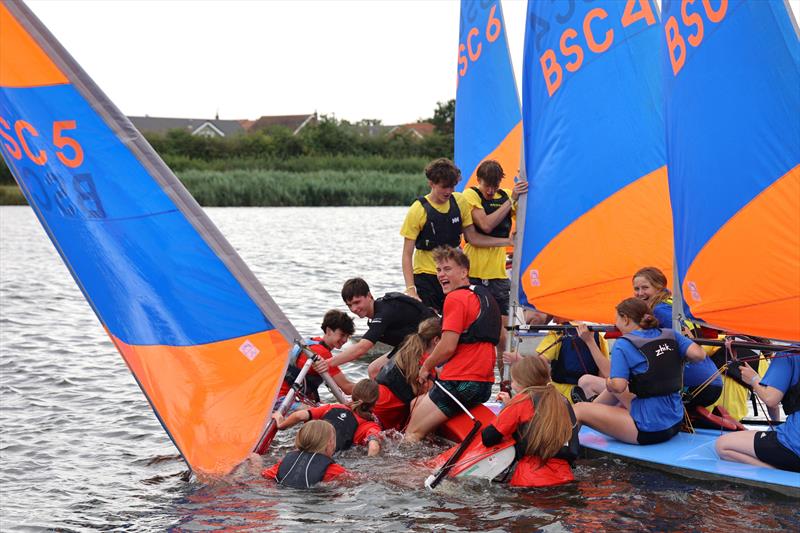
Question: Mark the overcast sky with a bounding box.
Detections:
[26,0,798,126]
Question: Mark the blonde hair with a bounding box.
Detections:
[393,317,442,396]
[296,420,335,454]
[633,267,671,309]
[511,356,573,461]
[349,379,379,421]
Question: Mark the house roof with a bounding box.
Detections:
[128,116,245,137]
[387,122,436,139]
[247,113,317,135]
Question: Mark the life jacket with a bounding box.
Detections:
[455,285,501,345]
[322,407,359,451]
[414,195,462,251]
[622,329,683,398]
[283,339,326,402]
[275,450,334,489]
[549,332,601,385]
[470,187,512,238]
[376,357,416,404]
[782,358,800,416]
[378,292,437,322]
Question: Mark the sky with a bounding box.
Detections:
[25,0,799,126]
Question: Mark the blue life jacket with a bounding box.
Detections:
[549,332,601,385]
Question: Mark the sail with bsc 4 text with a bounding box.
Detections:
[454,0,521,192]
[0,0,294,475]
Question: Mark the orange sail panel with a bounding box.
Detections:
[663,0,800,341]
[517,0,669,322]
[0,1,293,474]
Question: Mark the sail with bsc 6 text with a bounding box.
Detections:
[0,0,295,475]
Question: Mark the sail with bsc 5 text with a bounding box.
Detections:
[0,0,294,475]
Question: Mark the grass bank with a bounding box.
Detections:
[0,185,25,205]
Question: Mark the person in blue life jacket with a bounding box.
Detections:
[633,267,723,412]
[573,298,709,445]
[715,352,800,472]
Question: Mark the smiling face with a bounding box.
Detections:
[632,276,658,304]
[323,328,350,349]
[436,257,469,294]
[345,294,373,319]
[429,180,455,204]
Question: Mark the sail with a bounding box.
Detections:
[454,0,521,191]
[663,0,800,341]
[0,0,294,475]
[517,0,670,322]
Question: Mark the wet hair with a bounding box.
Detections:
[510,355,573,461]
[476,159,505,188]
[321,309,355,336]
[296,420,336,454]
[341,278,370,302]
[633,267,672,309]
[431,245,470,270]
[392,317,442,396]
[349,379,379,421]
[616,297,660,330]
[424,158,461,188]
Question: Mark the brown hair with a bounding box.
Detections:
[424,158,461,188]
[295,420,335,454]
[392,317,442,396]
[476,159,504,188]
[616,297,660,329]
[321,309,355,336]
[349,379,379,421]
[633,267,671,309]
[431,245,470,270]
[511,356,573,461]
[341,277,370,302]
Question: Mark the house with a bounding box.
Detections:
[246,113,317,135]
[128,115,246,138]
[387,122,436,140]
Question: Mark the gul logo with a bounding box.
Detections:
[655,343,673,357]
[687,281,701,301]
[530,269,541,287]
[239,339,260,361]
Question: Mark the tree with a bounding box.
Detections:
[429,99,455,135]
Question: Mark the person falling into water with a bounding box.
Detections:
[262,420,348,488]
[462,159,528,378]
[400,158,513,314]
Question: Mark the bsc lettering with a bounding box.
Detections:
[458,3,502,79]
[664,0,728,76]
[23,166,106,219]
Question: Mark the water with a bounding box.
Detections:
[1,205,797,531]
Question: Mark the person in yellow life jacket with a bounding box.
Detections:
[504,320,610,404]
[462,160,528,377]
[400,158,513,313]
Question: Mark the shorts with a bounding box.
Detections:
[429,380,493,418]
[753,431,800,472]
[469,277,510,314]
[683,384,723,409]
[635,421,682,445]
[414,273,444,314]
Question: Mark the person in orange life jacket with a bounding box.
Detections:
[633,267,722,411]
[715,353,800,473]
[404,246,499,442]
[278,310,356,409]
[400,158,514,314]
[374,316,442,431]
[573,298,708,445]
[262,420,349,488]
[463,160,528,377]
[319,278,436,381]
[272,379,383,456]
[504,319,610,404]
[481,355,579,487]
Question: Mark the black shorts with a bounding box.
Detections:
[684,384,723,409]
[414,273,444,314]
[429,380,493,418]
[635,421,682,445]
[753,431,800,472]
[469,277,510,314]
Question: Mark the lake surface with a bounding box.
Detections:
[1,205,798,531]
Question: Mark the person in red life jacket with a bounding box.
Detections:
[481,355,579,487]
[320,278,436,380]
[404,246,499,442]
[277,310,356,408]
[374,317,442,430]
[262,420,349,488]
[573,298,708,445]
[272,379,383,456]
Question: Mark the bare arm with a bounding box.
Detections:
[577,324,610,377]
[367,439,381,457]
[740,364,784,409]
[606,377,629,394]
[401,238,420,300]
[685,342,707,363]
[418,330,459,382]
[332,372,355,395]
[471,201,512,234]
[463,224,512,248]
[326,338,375,369]
[274,408,310,430]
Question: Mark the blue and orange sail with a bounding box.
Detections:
[662,0,800,342]
[455,0,521,191]
[517,0,670,322]
[0,1,293,475]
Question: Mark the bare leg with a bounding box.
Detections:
[573,402,640,444]
[715,431,774,468]
[367,354,390,380]
[578,375,606,399]
[404,394,449,443]
[592,389,620,406]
